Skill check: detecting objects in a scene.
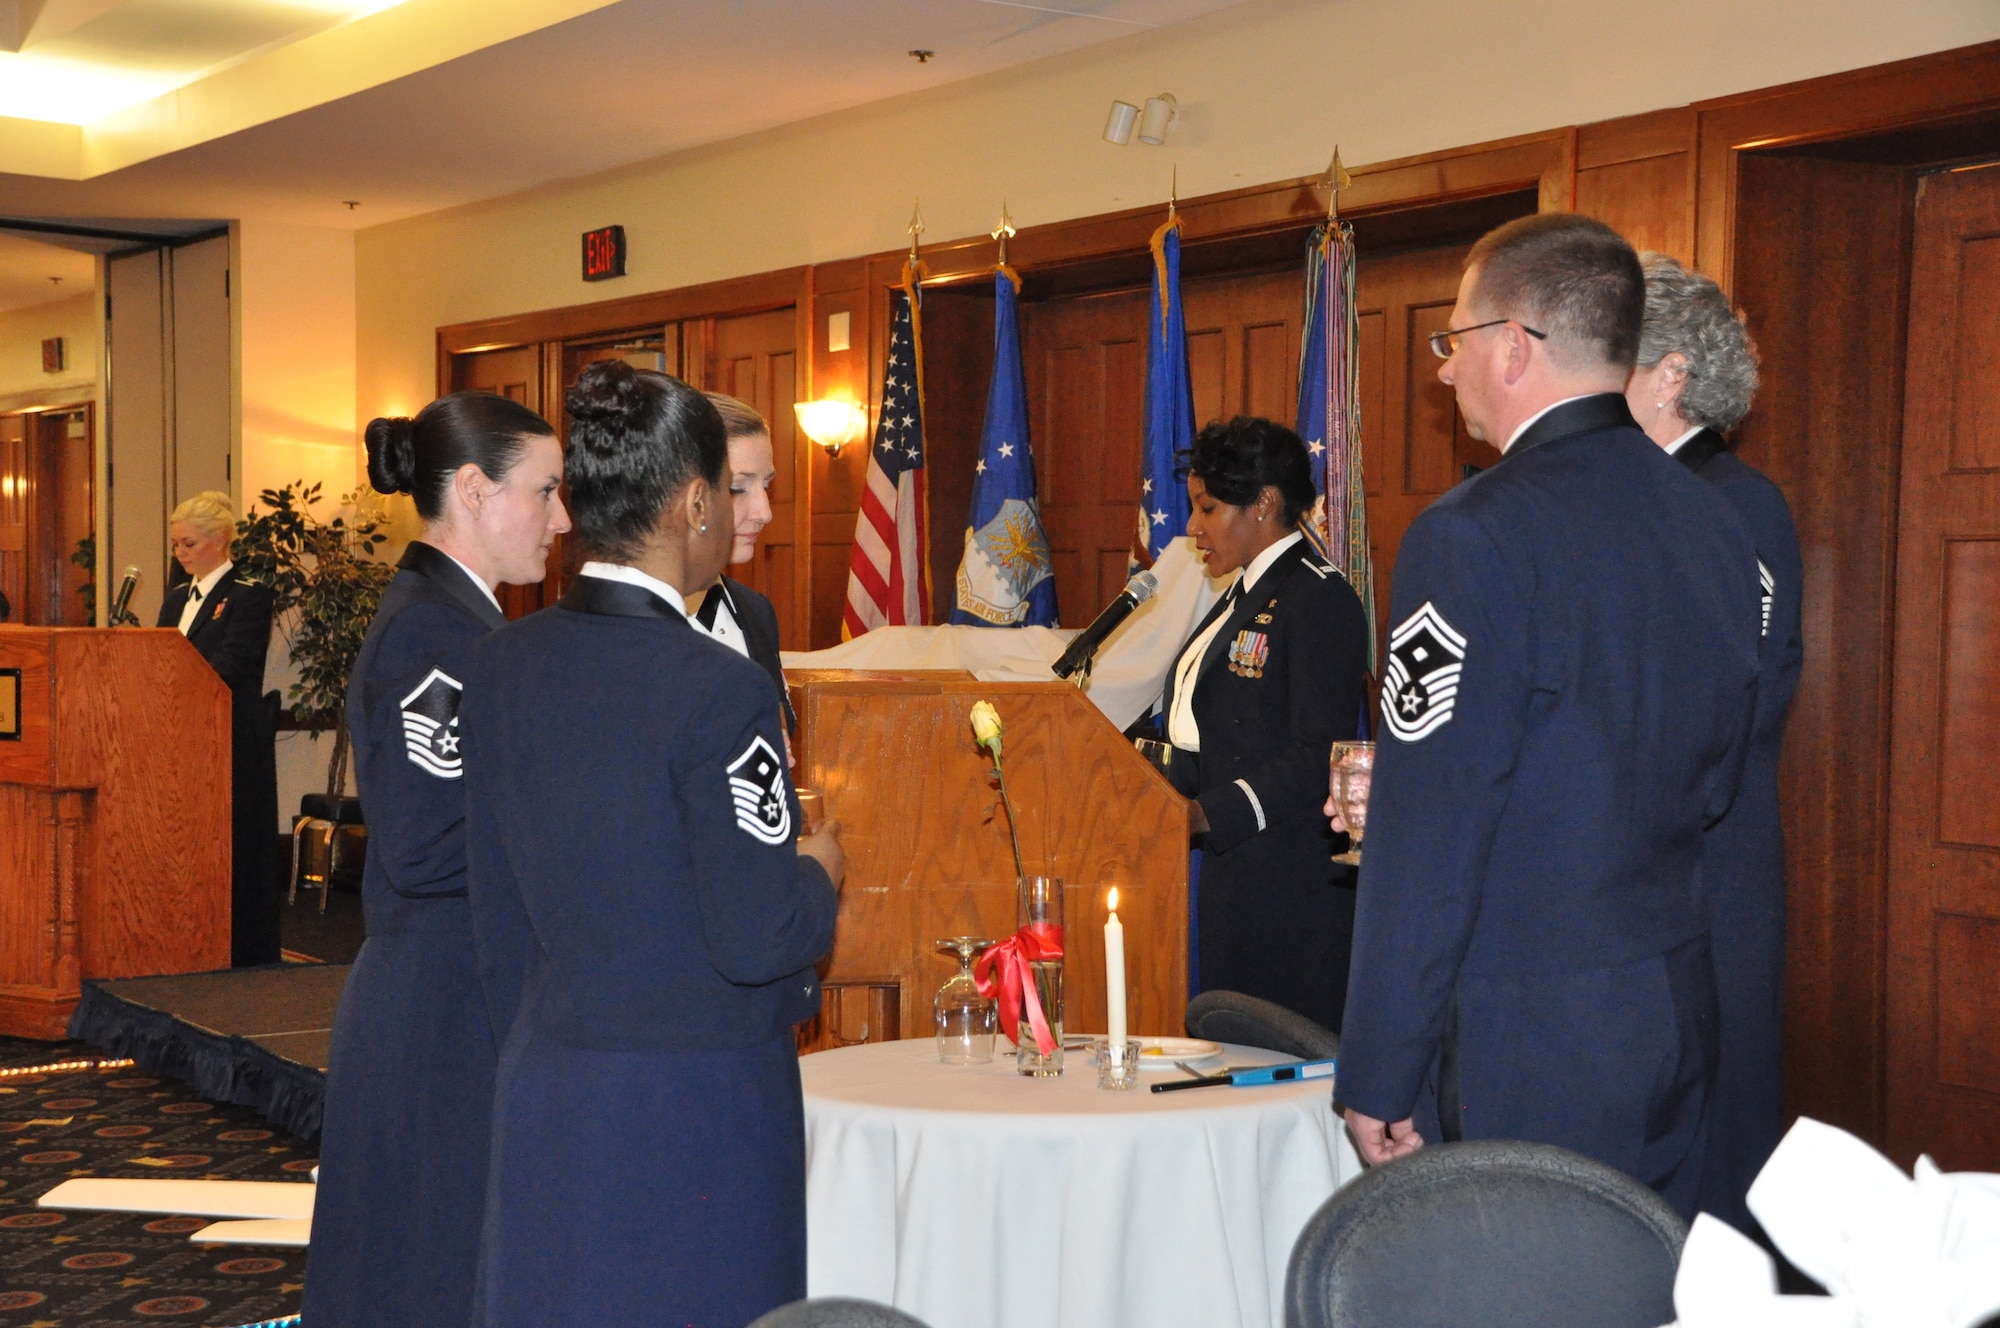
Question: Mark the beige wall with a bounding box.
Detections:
[354,0,2000,426]
[0,292,98,406]
[240,220,358,509]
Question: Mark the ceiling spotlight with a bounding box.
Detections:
[909,49,934,63]
[1104,100,1139,145]
[342,200,360,210]
[1138,94,1177,146]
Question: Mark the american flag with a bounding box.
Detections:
[843,265,932,637]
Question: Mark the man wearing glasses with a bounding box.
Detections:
[1334,213,1763,1218]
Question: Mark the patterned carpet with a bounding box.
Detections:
[0,1037,313,1327]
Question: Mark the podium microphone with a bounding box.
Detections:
[109,565,141,627]
[1052,569,1159,684]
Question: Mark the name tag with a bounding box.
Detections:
[0,669,19,740]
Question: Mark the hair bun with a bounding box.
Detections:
[364,416,418,495]
[566,359,650,427]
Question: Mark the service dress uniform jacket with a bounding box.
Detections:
[1339,394,1763,1217]
[1676,429,1805,1233]
[157,568,279,967]
[1162,536,1370,1031]
[694,574,797,732]
[463,573,838,1328]
[302,541,509,1328]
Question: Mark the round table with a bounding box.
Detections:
[802,1037,1363,1328]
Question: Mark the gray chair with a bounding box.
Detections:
[1185,989,1340,1059]
[747,1298,934,1328]
[1285,1140,1688,1328]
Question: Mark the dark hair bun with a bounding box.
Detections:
[364,415,418,495]
[566,360,651,427]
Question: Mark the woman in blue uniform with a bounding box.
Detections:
[1626,253,1802,1235]
[303,392,570,1328]
[462,361,843,1328]
[1160,416,1371,1031]
[689,392,794,734]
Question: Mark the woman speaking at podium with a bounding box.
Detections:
[1160,417,1370,1033]
[461,362,842,1326]
[159,490,279,967]
[303,393,570,1328]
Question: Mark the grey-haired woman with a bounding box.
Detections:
[1626,252,1803,1238]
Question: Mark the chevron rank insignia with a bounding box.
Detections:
[399,668,464,779]
[1382,601,1466,742]
[728,733,791,844]
[1757,559,1773,639]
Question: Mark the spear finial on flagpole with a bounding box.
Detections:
[992,200,1016,267]
[1324,146,1352,222]
[1169,164,1178,224]
[908,199,925,264]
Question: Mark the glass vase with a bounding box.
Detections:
[1015,874,1065,1077]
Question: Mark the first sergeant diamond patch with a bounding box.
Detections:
[399,668,464,780]
[1382,601,1467,743]
[727,734,792,845]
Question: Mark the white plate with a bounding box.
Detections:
[1082,1036,1225,1071]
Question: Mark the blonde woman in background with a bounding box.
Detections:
[159,490,280,966]
[689,392,794,735]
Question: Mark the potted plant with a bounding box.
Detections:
[232,483,395,890]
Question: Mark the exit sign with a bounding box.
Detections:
[582,225,627,282]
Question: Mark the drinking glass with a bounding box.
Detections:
[1329,741,1375,866]
[933,937,996,1064]
[796,786,826,835]
[1015,875,1066,1077]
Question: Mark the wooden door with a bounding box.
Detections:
[1021,288,1148,626]
[452,345,552,619]
[698,308,804,649]
[1352,243,1496,663]
[1884,162,2000,1169]
[0,415,26,623]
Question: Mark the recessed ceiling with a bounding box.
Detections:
[0,0,414,125]
[0,0,1249,225]
[0,231,97,315]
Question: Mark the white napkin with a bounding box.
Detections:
[1661,1117,2000,1328]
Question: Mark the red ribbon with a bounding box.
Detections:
[974,923,1065,1056]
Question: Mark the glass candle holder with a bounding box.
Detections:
[1095,1038,1140,1091]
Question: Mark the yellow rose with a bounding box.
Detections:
[969,700,1004,758]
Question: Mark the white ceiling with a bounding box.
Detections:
[0,0,1248,227]
[0,230,96,314]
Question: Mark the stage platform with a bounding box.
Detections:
[67,964,348,1143]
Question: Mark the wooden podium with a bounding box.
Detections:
[788,671,1191,1052]
[0,628,231,1036]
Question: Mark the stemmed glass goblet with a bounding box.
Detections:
[934,937,997,1064]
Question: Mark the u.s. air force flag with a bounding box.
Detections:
[952,266,1058,627]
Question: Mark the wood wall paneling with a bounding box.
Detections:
[1731,151,1913,1148]
[1884,162,2000,1168]
[705,306,805,647]
[1576,108,1698,264]
[913,283,996,625]
[808,259,869,649]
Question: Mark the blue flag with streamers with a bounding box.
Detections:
[1296,221,1377,673]
[1137,217,1195,566]
[952,267,1059,627]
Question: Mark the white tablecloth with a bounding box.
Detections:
[802,1038,1362,1328]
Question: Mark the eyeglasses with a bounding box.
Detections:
[1428,319,1546,360]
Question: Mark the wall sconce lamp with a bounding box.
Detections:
[1105,94,1176,146]
[795,399,869,458]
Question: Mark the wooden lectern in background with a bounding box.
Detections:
[789,671,1190,1052]
[0,628,231,1036]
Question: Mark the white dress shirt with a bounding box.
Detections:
[440,549,503,613]
[177,560,234,635]
[578,561,688,617]
[694,584,751,660]
[1167,531,1303,752]
[1664,426,1703,455]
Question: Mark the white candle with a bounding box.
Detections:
[1105,886,1127,1049]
